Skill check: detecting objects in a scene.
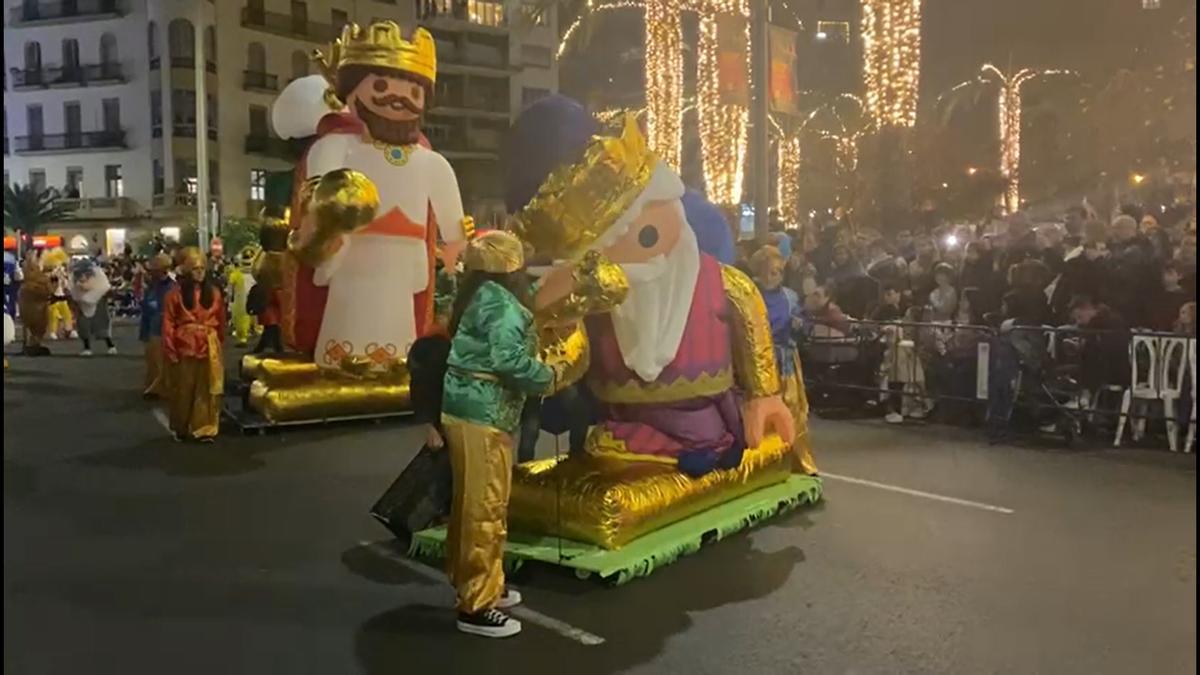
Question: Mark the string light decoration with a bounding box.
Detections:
[557,0,751,200]
[941,65,1076,214]
[776,132,803,227]
[861,0,922,129]
[645,0,684,169]
[696,2,750,204]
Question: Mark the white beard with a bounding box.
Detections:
[610,222,700,382]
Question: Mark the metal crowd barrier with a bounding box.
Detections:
[797,318,1197,446]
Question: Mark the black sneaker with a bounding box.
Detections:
[456,608,522,638]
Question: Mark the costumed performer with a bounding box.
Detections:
[162,247,226,442]
[511,101,794,477]
[279,22,471,366]
[43,248,76,340]
[749,245,819,475]
[229,245,263,347]
[140,253,175,399]
[441,231,562,638]
[68,258,116,356]
[17,252,54,356]
[3,251,19,318]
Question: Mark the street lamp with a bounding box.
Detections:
[966,166,978,176]
[1131,173,1146,185]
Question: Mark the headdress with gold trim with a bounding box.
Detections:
[464,231,525,275]
[178,246,206,271]
[511,114,657,261]
[313,22,438,86]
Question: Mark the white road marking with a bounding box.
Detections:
[360,541,607,646]
[821,472,1015,515]
[151,408,172,433]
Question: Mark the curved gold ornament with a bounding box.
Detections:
[720,265,780,398]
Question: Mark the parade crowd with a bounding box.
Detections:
[743,202,1198,442]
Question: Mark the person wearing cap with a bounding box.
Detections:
[439,230,557,638]
[139,252,175,399]
[162,247,226,442]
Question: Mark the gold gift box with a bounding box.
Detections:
[240,354,322,387]
[509,435,792,550]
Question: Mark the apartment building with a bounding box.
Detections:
[3,0,557,254]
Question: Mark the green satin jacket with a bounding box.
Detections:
[441,281,553,433]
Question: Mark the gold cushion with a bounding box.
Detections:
[508,435,792,550]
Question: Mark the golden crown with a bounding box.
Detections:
[314,22,438,85]
[512,114,657,261]
[464,231,526,275]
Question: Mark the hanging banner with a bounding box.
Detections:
[716,13,749,106]
[768,25,798,115]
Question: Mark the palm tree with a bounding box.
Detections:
[937,64,1077,215]
[3,183,72,244]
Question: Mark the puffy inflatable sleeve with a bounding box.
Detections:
[721,265,780,398]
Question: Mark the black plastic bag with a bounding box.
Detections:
[370,444,452,541]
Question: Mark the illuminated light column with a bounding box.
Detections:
[697,5,749,205]
[861,0,922,129]
[979,65,1074,214]
[645,0,683,169]
[776,133,803,227]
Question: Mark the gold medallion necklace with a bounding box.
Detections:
[374,140,414,167]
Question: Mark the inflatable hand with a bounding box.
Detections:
[742,394,795,449]
[289,169,379,267]
[534,250,628,323]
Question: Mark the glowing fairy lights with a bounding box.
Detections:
[942,65,1076,214]
[645,0,684,169]
[696,2,750,204]
[776,132,803,227]
[861,0,922,129]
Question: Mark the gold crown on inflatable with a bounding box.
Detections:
[464,231,525,274]
[512,114,657,261]
[314,22,438,85]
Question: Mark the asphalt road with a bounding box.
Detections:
[4,326,1196,674]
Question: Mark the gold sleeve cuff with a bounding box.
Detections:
[720,264,781,398]
[538,320,590,394]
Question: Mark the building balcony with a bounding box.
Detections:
[241,7,336,44]
[58,196,140,220]
[243,70,279,93]
[152,191,217,212]
[9,63,125,90]
[170,57,218,74]
[173,124,219,141]
[14,130,127,155]
[418,0,509,33]
[245,134,299,161]
[10,0,123,25]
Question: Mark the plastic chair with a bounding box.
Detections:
[1185,339,1196,454]
[1160,337,1190,452]
[1114,333,1159,447]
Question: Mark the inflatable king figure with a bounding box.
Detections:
[243,21,472,422]
[495,97,821,553]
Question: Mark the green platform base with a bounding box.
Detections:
[409,474,822,586]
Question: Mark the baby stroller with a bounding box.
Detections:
[987,323,1085,445]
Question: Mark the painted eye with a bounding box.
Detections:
[372,78,388,93]
[411,84,422,98]
[638,225,659,248]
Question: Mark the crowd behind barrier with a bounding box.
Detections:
[798,317,1196,450]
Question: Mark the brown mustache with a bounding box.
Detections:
[371,95,422,114]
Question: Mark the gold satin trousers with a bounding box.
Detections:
[442,415,513,614]
[47,302,74,336]
[143,337,169,398]
[782,353,819,476]
[168,359,220,439]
